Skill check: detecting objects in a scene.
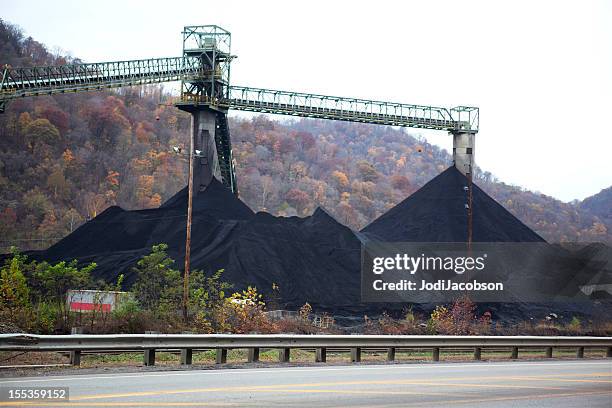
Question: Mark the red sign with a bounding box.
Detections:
[69,302,112,312]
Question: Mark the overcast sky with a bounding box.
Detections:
[3,0,611,202]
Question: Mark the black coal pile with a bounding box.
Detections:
[158,182,255,219]
[197,208,361,310]
[26,166,609,319]
[361,166,545,242]
[32,178,362,311]
[360,167,610,320]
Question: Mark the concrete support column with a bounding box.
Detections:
[316,348,327,363]
[192,109,221,192]
[176,106,222,194]
[387,347,396,362]
[452,131,475,177]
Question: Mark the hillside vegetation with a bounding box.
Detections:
[0,19,610,251]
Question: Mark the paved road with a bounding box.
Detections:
[0,360,610,407]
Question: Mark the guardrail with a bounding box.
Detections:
[1,333,611,366]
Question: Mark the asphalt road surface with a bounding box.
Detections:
[0,360,610,407]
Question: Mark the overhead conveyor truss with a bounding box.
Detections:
[0,24,479,192]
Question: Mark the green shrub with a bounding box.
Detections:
[131,244,181,314]
[33,302,59,334]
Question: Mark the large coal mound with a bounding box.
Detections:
[33,178,361,310]
[360,168,610,319]
[361,166,545,242]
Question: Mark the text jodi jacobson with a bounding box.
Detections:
[370,253,504,293]
[372,279,504,291]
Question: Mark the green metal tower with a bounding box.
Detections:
[175,25,237,194]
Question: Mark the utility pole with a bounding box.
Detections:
[183,116,195,322]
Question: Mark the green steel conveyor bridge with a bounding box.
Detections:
[0,25,479,194]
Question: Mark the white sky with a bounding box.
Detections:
[3,0,611,202]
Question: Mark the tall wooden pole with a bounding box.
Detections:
[183,115,195,321]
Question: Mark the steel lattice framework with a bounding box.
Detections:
[225,86,478,132]
[0,60,478,133]
[0,57,203,111]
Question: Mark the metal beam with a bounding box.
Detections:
[0,57,203,107]
[1,333,609,351]
[223,86,478,133]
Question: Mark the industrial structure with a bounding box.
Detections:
[0,26,480,317]
[0,25,479,190]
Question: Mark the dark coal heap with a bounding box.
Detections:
[361,166,545,242]
[35,178,361,311]
[28,167,608,318]
[158,181,255,219]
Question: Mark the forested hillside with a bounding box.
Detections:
[1,19,610,251]
[579,187,611,227]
